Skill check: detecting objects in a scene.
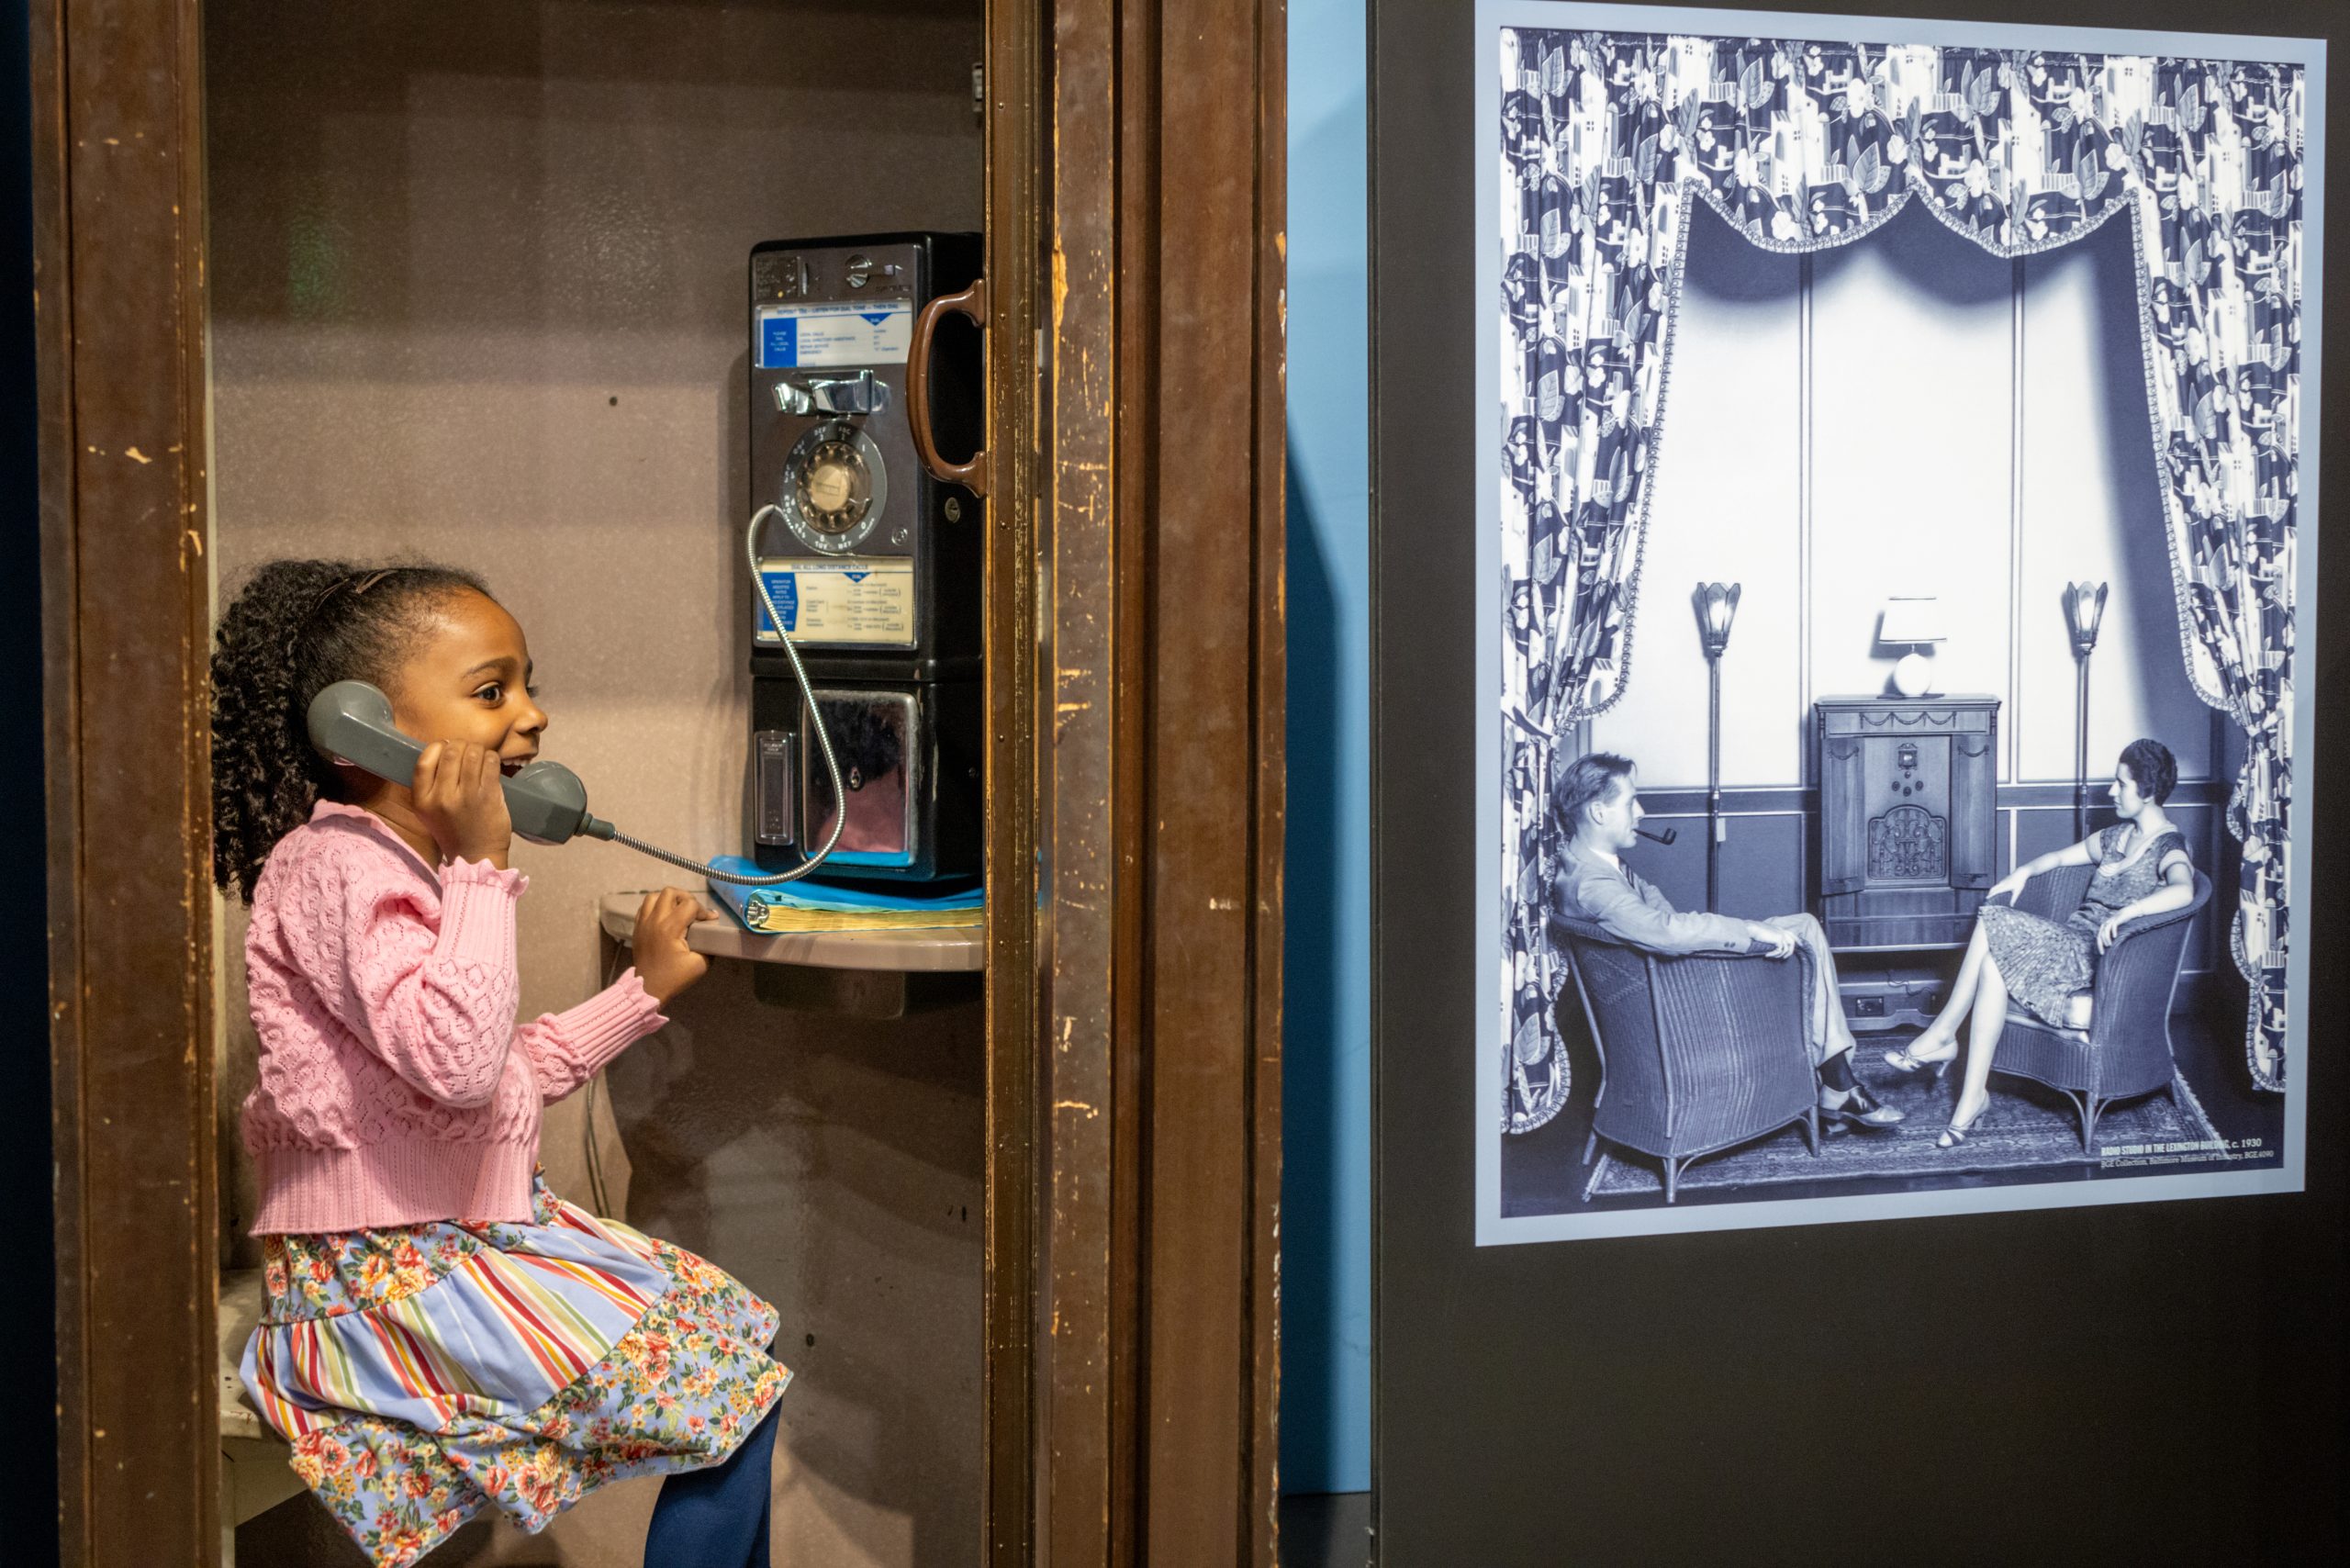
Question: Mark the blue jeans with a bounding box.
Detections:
[643,1402,779,1568]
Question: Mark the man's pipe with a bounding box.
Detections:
[1636,825,1678,845]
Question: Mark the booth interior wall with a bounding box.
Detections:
[206,4,988,1563]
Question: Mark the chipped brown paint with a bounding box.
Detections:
[1039,0,1123,1558]
[35,0,221,1559]
[979,1,1049,1562]
[1021,0,1291,1562]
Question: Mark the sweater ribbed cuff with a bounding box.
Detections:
[435,857,525,969]
[440,856,529,895]
[540,969,670,1087]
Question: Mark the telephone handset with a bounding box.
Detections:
[306,498,846,885]
[306,682,611,846]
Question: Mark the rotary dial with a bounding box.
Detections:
[796,438,869,532]
[780,420,888,554]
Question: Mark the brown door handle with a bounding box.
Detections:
[906,278,989,498]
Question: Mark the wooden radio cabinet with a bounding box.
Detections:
[1815,696,2001,952]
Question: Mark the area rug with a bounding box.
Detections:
[1583,1056,2222,1203]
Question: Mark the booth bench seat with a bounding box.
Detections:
[219,1267,302,1562]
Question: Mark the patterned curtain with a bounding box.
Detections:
[1498,29,2304,1132]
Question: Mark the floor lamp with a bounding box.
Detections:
[2065,581,2109,842]
[1695,582,1740,912]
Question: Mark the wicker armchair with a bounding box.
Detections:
[1550,916,1819,1204]
[1990,865,2212,1152]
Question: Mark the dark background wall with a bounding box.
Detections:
[1371,0,2346,1562]
[3,1,59,1564]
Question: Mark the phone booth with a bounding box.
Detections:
[29,2,1283,1564]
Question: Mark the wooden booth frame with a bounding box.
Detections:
[32,0,1284,1562]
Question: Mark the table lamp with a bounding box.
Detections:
[1878,597,1947,698]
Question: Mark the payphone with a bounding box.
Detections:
[747,232,984,883]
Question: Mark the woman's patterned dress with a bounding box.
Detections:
[1977,823,2191,1026]
[241,1175,789,1568]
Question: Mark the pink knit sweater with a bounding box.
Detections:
[241,801,668,1234]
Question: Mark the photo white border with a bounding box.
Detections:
[1473,0,2323,1245]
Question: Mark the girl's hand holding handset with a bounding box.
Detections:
[633,886,716,1003]
[412,738,515,869]
[409,742,711,1001]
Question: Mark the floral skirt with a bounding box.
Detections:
[241,1177,789,1568]
[1978,902,2099,1027]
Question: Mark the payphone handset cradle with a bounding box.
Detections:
[906,277,990,497]
[305,502,850,886]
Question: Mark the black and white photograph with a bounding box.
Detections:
[1475,1,2321,1240]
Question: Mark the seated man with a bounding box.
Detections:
[1550,752,1902,1132]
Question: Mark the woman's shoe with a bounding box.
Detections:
[1936,1091,1990,1149]
[1884,1031,1958,1079]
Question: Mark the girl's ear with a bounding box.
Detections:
[326,756,393,802]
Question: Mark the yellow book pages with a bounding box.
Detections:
[741,906,982,935]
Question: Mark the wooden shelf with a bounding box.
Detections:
[597,892,983,973]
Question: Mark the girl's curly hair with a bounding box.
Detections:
[210,559,491,902]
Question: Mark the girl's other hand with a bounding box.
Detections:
[633,888,715,1004]
[413,740,513,868]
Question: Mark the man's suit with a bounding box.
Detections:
[1550,836,1858,1069]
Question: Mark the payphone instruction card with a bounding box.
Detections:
[756,302,913,369]
[755,558,916,646]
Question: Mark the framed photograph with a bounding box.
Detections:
[1467,2,2322,1243]
[1374,0,2344,1556]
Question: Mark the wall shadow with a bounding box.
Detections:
[1809,193,2019,307]
[1684,195,1805,306]
[1280,437,1345,1492]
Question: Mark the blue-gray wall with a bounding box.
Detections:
[1282,0,1370,1497]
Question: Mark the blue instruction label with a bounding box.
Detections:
[755,302,914,369]
[759,317,799,371]
[755,571,802,633]
[754,557,915,646]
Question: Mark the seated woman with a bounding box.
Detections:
[1883,738,2197,1148]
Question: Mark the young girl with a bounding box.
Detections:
[214,559,789,1568]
